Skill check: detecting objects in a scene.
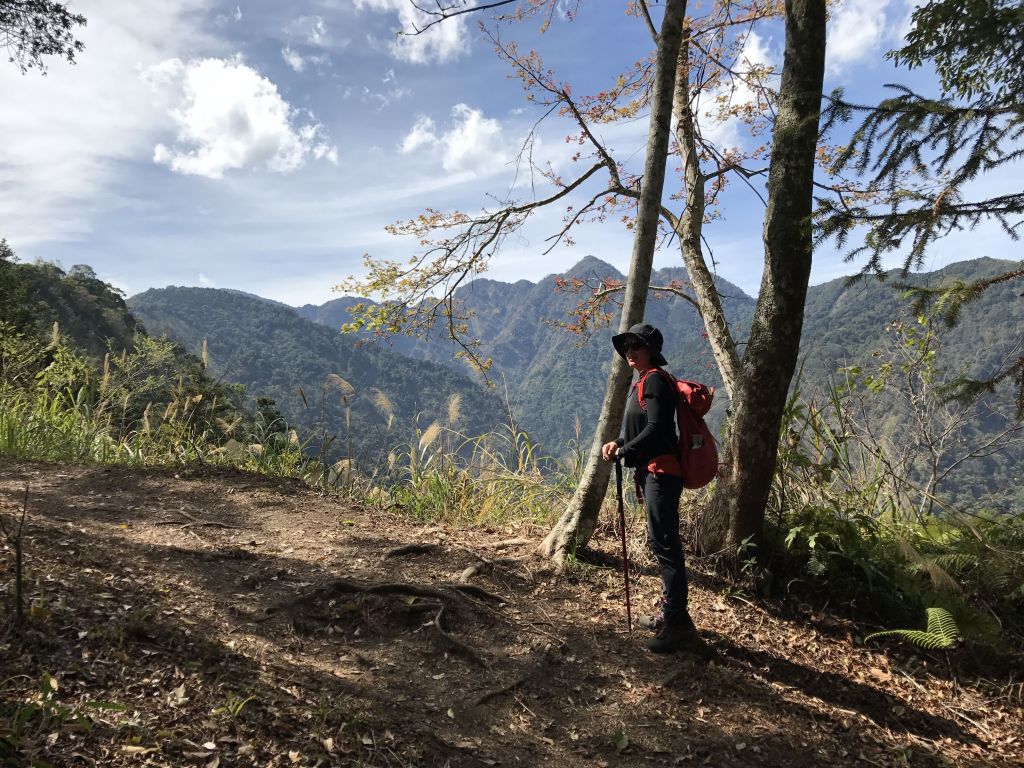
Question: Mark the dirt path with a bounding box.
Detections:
[1,460,1021,767]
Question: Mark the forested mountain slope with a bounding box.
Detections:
[129,257,1022,508]
[301,256,756,452]
[302,257,1023,471]
[128,287,507,467]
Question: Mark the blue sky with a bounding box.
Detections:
[1,0,1016,306]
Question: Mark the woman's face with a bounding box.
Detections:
[624,341,652,370]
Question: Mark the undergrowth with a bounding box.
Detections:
[756,318,1024,648]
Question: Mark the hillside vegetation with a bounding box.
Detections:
[128,286,507,471]
[298,256,1024,512]
[3,252,1023,654]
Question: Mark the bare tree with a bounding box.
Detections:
[1,0,86,73]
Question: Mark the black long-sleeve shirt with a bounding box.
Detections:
[616,368,678,468]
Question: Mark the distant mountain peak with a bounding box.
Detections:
[561,255,622,278]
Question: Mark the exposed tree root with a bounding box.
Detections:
[155,519,245,530]
[459,555,525,584]
[382,542,439,559]
[482,538,531,549]
[286,578,499,665]
[473,671,533,706]
[432,605,486,667]
[294,578,463,606]
[446,583,504,604]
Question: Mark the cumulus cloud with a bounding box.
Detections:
[827,0,892,70]
[142,57,338,178]
[198,272,214,286]
[400,116,438,154]
[400,104,510,175]
[353,0,471,64]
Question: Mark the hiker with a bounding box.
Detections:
[601,323,705,654]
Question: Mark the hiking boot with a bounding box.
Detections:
[637,611,665,632]
[646,615,711,657]
[638,598,670,632]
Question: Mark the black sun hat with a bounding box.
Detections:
[612,323,668,367]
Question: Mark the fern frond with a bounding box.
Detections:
[864,629,957,650]
[978,562,1015,592]
[931,553,978,574]
[865,607,960,649]
[925,607,959,640]
[923,561,962,594]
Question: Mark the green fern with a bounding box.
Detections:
[865,607,960,649]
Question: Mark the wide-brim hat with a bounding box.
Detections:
[612,322,668,367]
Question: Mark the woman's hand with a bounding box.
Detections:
[601,441,620,462]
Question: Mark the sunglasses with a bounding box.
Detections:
[623,339,648,352]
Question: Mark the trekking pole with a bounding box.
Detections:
[614,457,633,635]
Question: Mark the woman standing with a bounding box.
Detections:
[601,323,707,654]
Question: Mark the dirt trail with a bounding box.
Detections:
[1,460,1021,767]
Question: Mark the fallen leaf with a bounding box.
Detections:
[120,745,157,755]
[869,667,891,683]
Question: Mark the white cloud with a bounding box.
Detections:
[214,3,242,26]
[286,15,332,47]
[281,46,306,72]
[353,0,471,64]
[400,116,438,154]
[400,104,511,175]
[143,56,338,178]
[362,68,411,109]
[0,0,218,246]
[695,31,776,150]
[198,272,214,286]
[440,104,509,174]
[827,0,892,70]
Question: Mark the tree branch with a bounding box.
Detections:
[404,0,521,35]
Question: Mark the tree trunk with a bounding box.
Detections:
[671,34,741,401]
[696,0,827,559]
[539,0,687,567]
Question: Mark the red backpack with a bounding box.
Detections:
[635,368,720,489]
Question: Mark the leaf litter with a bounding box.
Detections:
[1,459,1021,766]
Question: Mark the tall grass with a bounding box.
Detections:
[0,326,581,531]
[377,393,580,527]
[0,327,314,480]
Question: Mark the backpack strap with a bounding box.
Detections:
[635,367,675,411]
